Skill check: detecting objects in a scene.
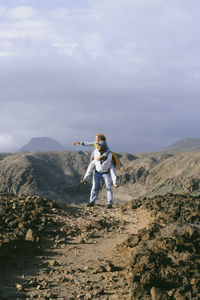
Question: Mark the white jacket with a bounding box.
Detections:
[93,149,112,173]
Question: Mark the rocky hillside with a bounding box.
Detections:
[0,151,91,202]
[119,151,200,198]
[0,153,11,161]
[0,150,200,201]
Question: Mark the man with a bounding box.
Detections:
[73,133,119,187]
[87,140,113,208]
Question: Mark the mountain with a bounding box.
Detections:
[18,137,66,152]
[0,151,91,202]
[163,138,200,152]
[0,150,200,202]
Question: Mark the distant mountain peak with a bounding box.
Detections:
[18,137,66,152]
[164,138,200,152]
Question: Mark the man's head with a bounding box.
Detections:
[97,140,106,152]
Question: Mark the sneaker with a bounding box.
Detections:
[80,179,88,184]
[107,204,112,209]
[87,202,94,207]
[113,183,119,187]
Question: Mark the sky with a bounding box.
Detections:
[0,0,200,153]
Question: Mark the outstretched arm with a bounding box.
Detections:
[73,141,95,147]
[73,141,81,146]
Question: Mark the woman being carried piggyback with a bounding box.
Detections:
[73,132,119,187]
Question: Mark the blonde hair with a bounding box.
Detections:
[96,132,106,141]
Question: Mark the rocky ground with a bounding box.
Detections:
[0,192,152,299]
[127,194,200,299]
[0,192,200,299]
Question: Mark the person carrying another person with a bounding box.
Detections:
[73,132,119,187]
[86,140,113,208]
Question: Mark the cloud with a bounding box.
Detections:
[7,6,37,19]
[0,134,15,152]
[0,6,6,16]
[0,1,200,153]
[0,51,12,57]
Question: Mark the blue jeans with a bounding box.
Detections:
[90,170,113,205]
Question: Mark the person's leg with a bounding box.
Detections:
[103,173,113,205]
[110,163,118,186]
[89,171,101,204]
[83,160,95,181]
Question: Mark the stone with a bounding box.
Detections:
[16,283,23,291]
[49,260,59,267]
[25,229,34,242]
[150,287,162,300]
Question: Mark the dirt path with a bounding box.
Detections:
[0,198,153,300]
[12,201,152,300]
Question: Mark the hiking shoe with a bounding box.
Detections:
[80,179,88,184]
[113,183,119,187]
[87,202,94,207]
[107,204,112,209]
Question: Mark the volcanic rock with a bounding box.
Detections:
[127,193,200,299]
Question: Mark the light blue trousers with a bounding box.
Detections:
[90,170,113,205]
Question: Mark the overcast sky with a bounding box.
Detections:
[0,0,200,153]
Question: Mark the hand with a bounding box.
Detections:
[73,142,80,146]
[97,155,104,161]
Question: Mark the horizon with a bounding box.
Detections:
[1,0,200,153]
[1,135,200,154]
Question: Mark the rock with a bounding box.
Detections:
[105,261,117,272]
[18,222,25,230]
[49,260,59,267]
[25,229,34,242]
[150,287,162,300]
[93,266,106,274]
[122,234,140,248]
[128,194,200,299]
[94,288,105,296]
[16,283,23,291]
